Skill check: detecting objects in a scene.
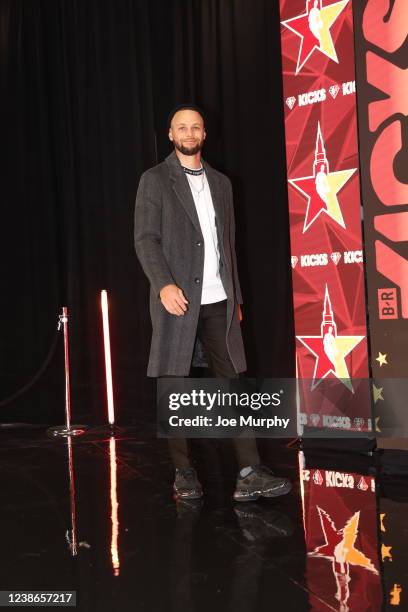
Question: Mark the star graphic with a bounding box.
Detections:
[297,285,364,390]
[298,333,364,390]
[375,352,388,367]
[375,416,381,432]
[380,513,386,533]
[311,507,378,574]
[373,385,384,403]
[289,123,356,233]
[381,544,393,562]
[290,169,355,232]
[282,0,349,74]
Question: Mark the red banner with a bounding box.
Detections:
[300,454,382,610]
[279,0,371,432]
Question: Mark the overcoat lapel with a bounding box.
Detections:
[166,151,203,237]
[202,158,225,239]
[165,151,225,238]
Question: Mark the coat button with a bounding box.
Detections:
[194,277,200,284]
[196,241,202,246]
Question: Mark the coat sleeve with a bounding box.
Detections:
[134,171,175,297]
[226,178,243,305]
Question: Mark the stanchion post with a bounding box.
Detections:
[47,307,88,438]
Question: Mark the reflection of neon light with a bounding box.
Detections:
[101,290,115,425]
[310,505,378,610]
[109,436,120,576]
[67,437,77,556]
[298,452,307,535]
[381,543,393,562]
[390,583,402,606]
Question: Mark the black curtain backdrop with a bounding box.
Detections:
[1,0,294,423]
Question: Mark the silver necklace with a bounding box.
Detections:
[186,171,205,197]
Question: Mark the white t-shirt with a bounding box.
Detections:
[184,167,228,305]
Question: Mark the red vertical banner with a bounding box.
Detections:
[300,454,382,610]
[279,0,371,433]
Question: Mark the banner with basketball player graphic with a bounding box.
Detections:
[299,454,382,609]
[279,0,372,432]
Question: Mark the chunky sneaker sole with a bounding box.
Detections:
[233,478,292,502]
[173,485,203,500]
[173,467,203,500]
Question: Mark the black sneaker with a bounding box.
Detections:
[173,467,203,500]
[233,465,292,502]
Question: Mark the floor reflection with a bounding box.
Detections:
[1,427,408,611]
[300,452,381,611]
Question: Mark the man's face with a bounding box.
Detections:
[169,110,206,156]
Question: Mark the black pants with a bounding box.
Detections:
[166,300,260,470]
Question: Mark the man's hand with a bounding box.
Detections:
[237,304,243,322]
[160,284,189,316]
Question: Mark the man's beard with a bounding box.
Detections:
[174,140,203,156]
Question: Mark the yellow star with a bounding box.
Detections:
[376,352,388,367]
[331,335,365,390]
[381,544,392,562]
[373,385,384,403]
[380,513,386,532]
[297,332,364,391]
[375,416,381,432]
[324,169,356,227]
[342,511,378,572]
[320,1,349,62]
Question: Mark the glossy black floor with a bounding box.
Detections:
[2,419,408,611]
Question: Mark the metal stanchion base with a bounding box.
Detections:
[47,425,89,438]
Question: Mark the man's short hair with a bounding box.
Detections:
[167,103,206,130]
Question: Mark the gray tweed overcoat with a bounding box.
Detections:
[134,150,246,377]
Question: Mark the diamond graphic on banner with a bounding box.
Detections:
[313,470,323,485]
[357,476,368,491]
[297,285,364,390]
[288,122,356,233]
[291,256,299,268]
[310,413,321,426]
[329,84,340,99]
[353,417,365,429]
[286,96,296,110]
[331,251,341,265]
[281,0,349,75]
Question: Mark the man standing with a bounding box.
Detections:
[134,104,291,502]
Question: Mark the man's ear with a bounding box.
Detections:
[169,129,173,141]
